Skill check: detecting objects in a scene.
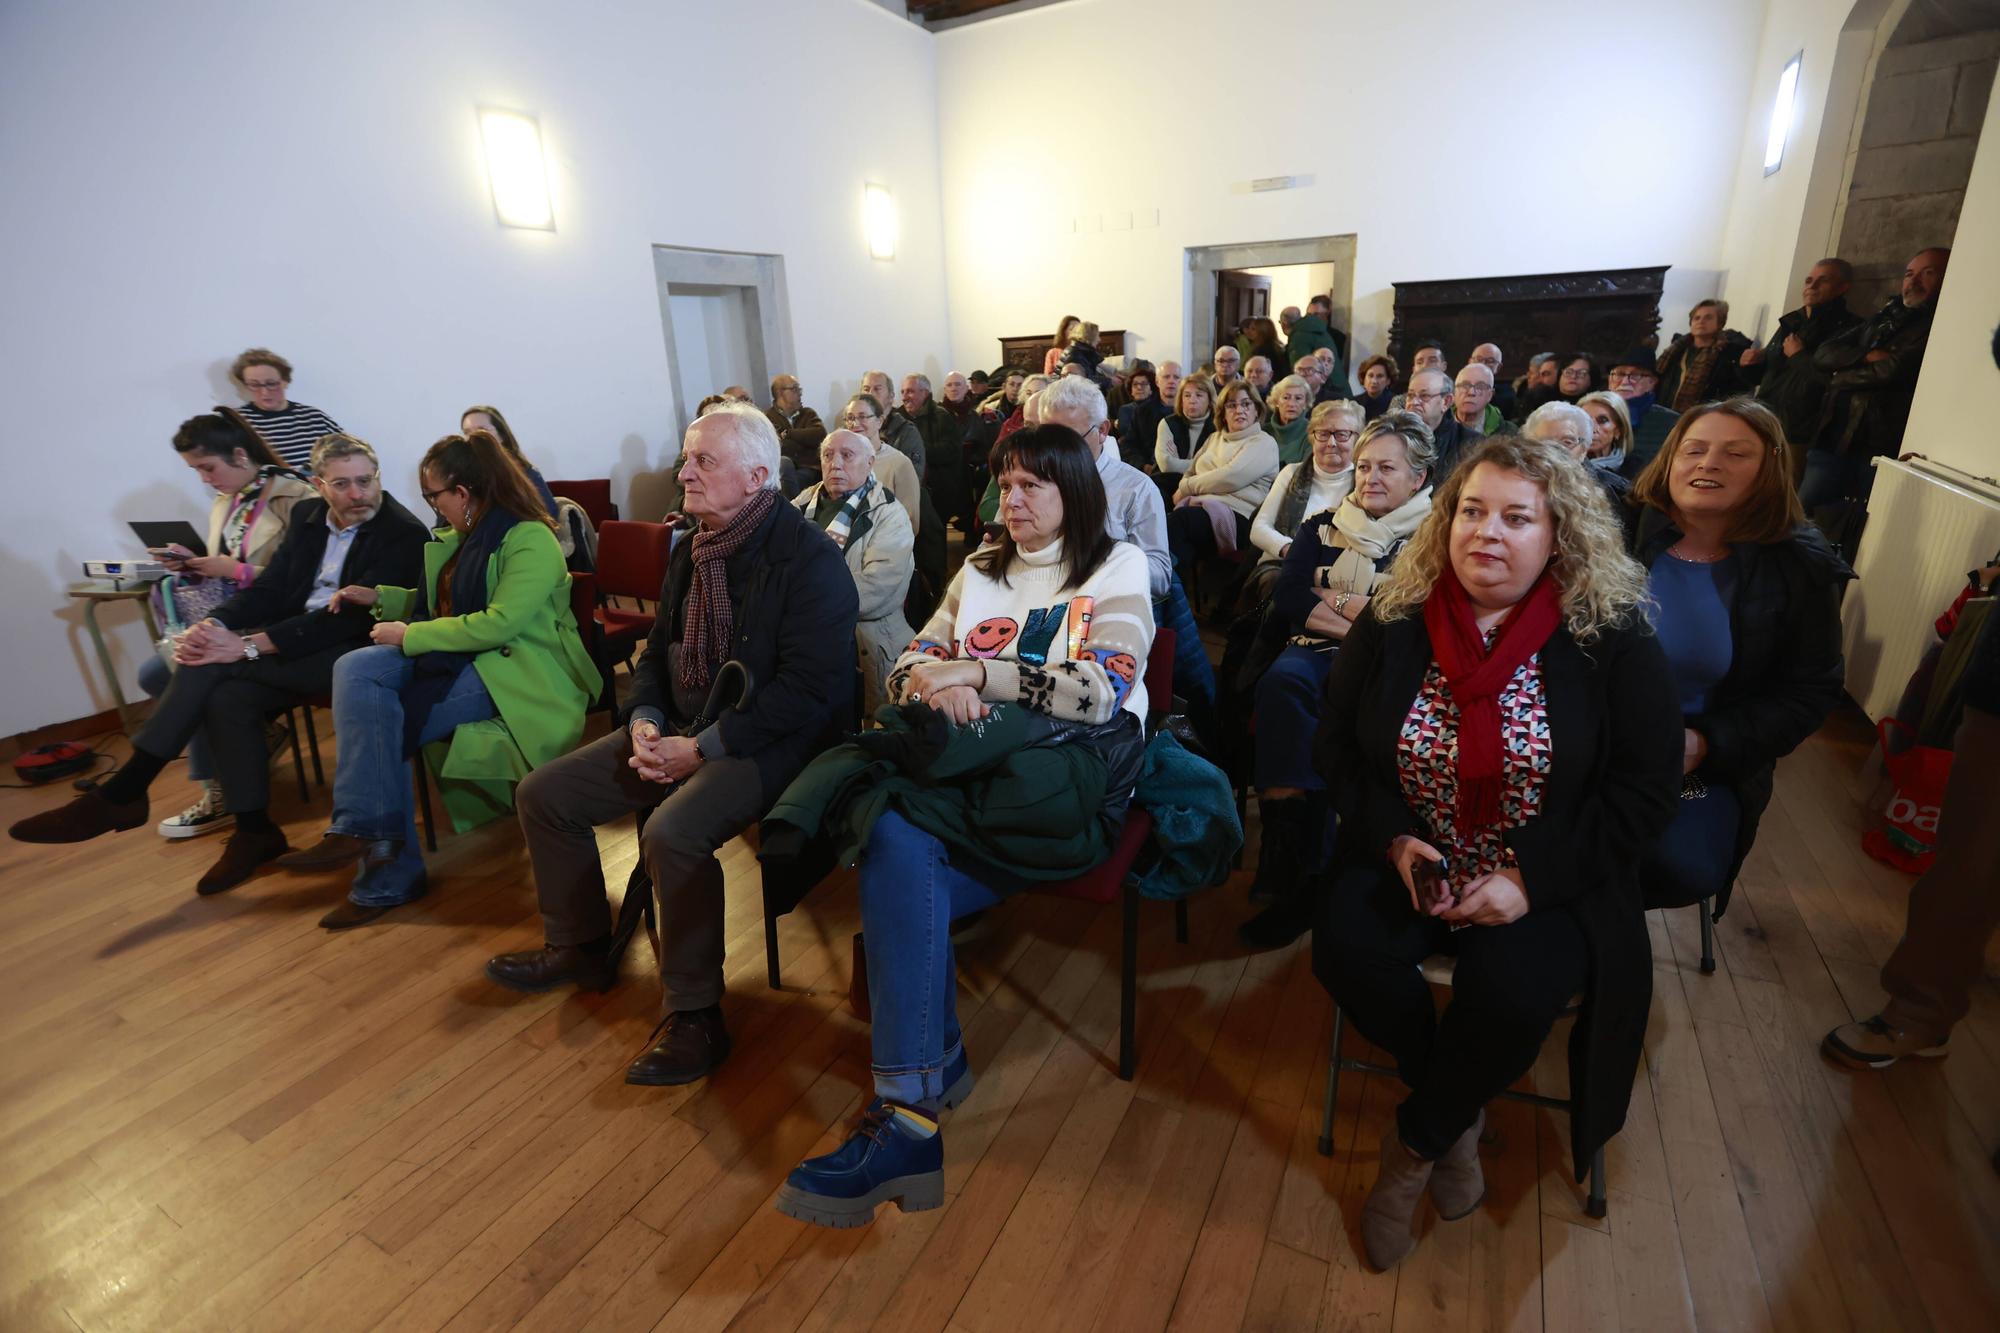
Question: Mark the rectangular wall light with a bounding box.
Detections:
[864,183,898,260]
[481,108,554,230]
[1764,53,1802,176]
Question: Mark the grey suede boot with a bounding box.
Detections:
[1429,1110,1486,1220]
[1361,1128,1435,1270]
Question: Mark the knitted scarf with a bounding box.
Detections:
[1269,411,1312,468]
[680,487,778,692]
[1422,566,1564,830]
[1328,488,1430,562]
[821,476,875,551]
[1273,461,1352,550]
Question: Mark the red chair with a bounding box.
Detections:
[546,479,618,529]
[568,571,617,715]
[593,520,674,665]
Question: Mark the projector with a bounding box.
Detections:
[83,559,168,586]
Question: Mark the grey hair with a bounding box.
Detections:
[1038,373,1108,425]
[1355,409,1438,477]
[308,431,378,473]
[903,372,932,394]
[700,401,783,490]
[1521,401,1593,452]
[1527,351,1557,372]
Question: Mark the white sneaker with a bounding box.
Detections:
[158,784,234,840]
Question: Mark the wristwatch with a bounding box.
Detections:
[240,637,260,661]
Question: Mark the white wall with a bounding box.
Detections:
[0,0,951,737]
[934,0,1769,383]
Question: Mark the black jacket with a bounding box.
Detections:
[1429,416,1485,482]
[210,493,429,659]
[1811,297,1936,460]
[1739,298,1861,447]
[1632,509,1852,912]
[1312,607,1681,1176]
[625,499,860,804]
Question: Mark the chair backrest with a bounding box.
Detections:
[567,569,599,638]
[1143,626,1176,730]
[594,520,674,603]
[547,478,618,528]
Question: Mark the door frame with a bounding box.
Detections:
[1185,234,1357,373]
[651,245,796,445]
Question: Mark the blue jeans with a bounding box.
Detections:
[138,655,211,782]
[1254,645,1333,791]
[1154,574,1215,712]
[329,644,497,906]
[1797,447,1872,513]
[860,811,1018,1105]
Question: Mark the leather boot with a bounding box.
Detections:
[625,1004,731,1085]
[485,940,617,993]
[196,825,292,895]
[1429,1109,1486,1220]
[1361,1128,1435,1271]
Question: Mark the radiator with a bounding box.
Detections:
[1842,456,2000,721]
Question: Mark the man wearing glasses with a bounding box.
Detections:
[9,433,429,895]
[1605,348,1681,480]
[1404,366,1482,481]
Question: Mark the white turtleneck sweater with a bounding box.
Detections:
[1250,460,1355,562]
[888,536,1155,723]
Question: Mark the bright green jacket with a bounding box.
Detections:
[376,522,596,832]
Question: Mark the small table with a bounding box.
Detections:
[66,582,165,732]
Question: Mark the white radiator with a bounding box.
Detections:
[1843,457,2000,721]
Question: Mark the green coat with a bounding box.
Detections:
[376,521,597,832]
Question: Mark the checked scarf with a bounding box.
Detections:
[822,476,876,551]
[680,487,778,692]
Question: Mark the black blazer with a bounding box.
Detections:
[210,493,429,659]
[625,499,861,804]
[1632,509,1851,911]
[1312,607,1681,1174]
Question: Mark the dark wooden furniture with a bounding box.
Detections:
[997,328,1128,374]
[1387,267,1668,373]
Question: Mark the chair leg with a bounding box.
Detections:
[413,758,437,852]
[764,904,782,990]
[303,705,324,786]
[287,708,308,802]
[1174,898,1189,945]
[1119,877,1138,1080]
[1698,899,1716,975]
[1586,1146,1608,1219]
[1318,1007,1345,1156]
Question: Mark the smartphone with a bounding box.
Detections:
[1412,855,1455,915]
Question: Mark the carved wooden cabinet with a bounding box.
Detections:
[1387,268,1668,373]
[996,329,1129,374]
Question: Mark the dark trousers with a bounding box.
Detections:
[1167,503,1251,590]
[1314,862,1586,1158]
[1881,707,2000,1038]
[515,728,765,1014]
[1254,645,1333,790]
[132,646,347,813]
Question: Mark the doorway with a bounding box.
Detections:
[1188,235,1357,384]
[650,245,797,444]
[1216,262,1342,360]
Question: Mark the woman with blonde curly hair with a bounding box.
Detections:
[1311,434,1682,1272]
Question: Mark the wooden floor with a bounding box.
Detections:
[3,706,1997,1332]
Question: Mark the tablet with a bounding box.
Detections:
[129,521,207,556]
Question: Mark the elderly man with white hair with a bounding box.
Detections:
[488,404,860,1087]
[793,427,915,712]
[1467,342,1514,421]
[1521,399,1635,523]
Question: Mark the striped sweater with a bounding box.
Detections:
[236,400,343,471]
[887,537,1155,723]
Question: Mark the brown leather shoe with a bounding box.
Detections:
[196,826,292,896]
[625,1005,731,1086]
[485,941,617,994]
[319,899,397,930]
[9,789,148,844]
[274,832,399,873]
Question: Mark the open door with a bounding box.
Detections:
[1216,269,1272,353]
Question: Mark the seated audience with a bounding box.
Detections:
[1265,373,1316,466]
[1356,354,1400,419]
[1522,400,1632,516]
[1243,412,1434,950]
[486,405,859,1083]
[861,370,927,481]
[1211,343,1243,383]
[1167,378,1279,590]
[1038,375,1171,600]
[1156,360,1183,407]
[1657,299,1753,411]
[1114,365,1167,471]
[1511,351,1567,419]
[773,423,1154,1228]
[1154,370,1216,494]
[11,433,428,896]
[1452,363,1502,437]
[1799,245,1949,515]
[837,392,922,533]
[1627,399,1848,928]
[765,374,828,482]
[460,404,560,517]
[1468,343,1514,421]
[272,432,597,927]
[1244,355,1275,398]
[1313,435,1681,1272]
[793,429,915,713]
[1739,258,1859,476]
[900,373,972,534]
[938,371,977,426]
[230,347,343,472]
[1245,399,1361,605]
[1409,340,1447,376]
[966,367,1027,469]
[1406,366,1482,480]
[1606,349,1679,479]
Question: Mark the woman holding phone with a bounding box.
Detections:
[1310,435,1680,1271]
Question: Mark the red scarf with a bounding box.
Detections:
[1421,566,1564,830]
[680,488,778,692]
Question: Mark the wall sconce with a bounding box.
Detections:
[1764,53,1802,176]
[480,108,555,230]
[864,183,898,260]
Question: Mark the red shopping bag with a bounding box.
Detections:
[1863,719,1950,874]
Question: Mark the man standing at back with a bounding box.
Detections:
[1739,258,1860,476]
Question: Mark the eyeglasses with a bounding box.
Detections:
[242,379,285,391]
[420,485,454,504]
[1310,428,1359,444]
[1407,390,1450,404]
[322,474,379,494]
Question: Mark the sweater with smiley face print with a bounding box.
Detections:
[887,537,1155,724]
